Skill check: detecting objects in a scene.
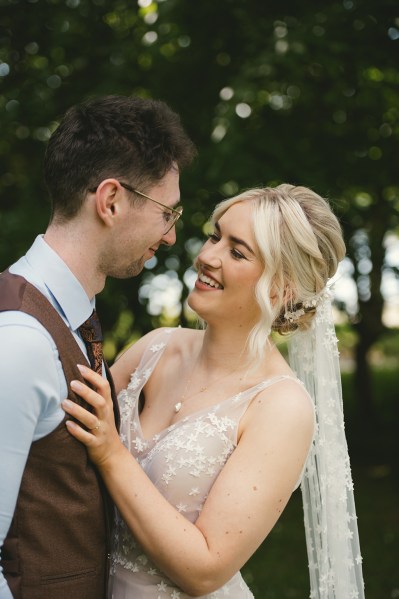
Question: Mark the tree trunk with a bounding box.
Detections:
[349,193,386,419]
[354,338,375,422]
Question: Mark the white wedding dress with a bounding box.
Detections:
[109,328,299,598]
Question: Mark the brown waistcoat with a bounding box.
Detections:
[0,270,120,599]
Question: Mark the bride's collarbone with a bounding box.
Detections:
[143,382,225,422]
[139,368,274,439]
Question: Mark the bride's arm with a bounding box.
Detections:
[64,367,313,596]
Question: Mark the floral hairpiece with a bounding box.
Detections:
[283,288,332,323]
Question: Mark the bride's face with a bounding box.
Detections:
[188,202,263,326]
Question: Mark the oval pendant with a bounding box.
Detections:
[174,402,182,413]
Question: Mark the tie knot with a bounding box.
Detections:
[79,310,103,344]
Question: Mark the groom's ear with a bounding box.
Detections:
[93,179,121,226]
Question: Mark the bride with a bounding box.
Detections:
[63,184,364,598]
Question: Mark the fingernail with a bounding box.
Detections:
[65,420,77,429]
[70,380,83,391]
[77,364,87,372]
[62,399,74,408]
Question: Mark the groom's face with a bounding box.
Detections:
[107,167,181,279]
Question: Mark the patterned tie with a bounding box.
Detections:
[78,310,103,374]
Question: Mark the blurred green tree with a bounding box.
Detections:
[1,0,398,417]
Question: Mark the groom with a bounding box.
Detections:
[0,95,196,599]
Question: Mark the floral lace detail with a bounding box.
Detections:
[112,328,298,598]
[288,293,364,598]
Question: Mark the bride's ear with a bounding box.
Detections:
[282,285,294,305]
[270,283,294,308]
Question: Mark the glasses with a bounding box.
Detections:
[119,181,183,234]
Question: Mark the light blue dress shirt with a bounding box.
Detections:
[0,235,96,599]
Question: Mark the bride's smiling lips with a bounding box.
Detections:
[195,269,224,290]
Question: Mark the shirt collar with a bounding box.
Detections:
[25,235,95,330]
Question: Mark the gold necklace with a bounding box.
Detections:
[174,355,243,413]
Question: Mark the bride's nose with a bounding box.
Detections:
[197,244,222,270]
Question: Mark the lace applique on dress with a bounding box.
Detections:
[111,328,299,599]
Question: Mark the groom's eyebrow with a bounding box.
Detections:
[214,221,256,256]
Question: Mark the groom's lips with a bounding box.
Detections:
[146,246,158,258]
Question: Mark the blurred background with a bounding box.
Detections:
[1,0,398,596]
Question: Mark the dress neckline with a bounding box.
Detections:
[135,374,298,443]
[130,328,302,442]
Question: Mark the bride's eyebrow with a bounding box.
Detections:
[214,221,256,256]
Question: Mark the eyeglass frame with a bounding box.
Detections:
[119,181,183,234]
[88,180,183,234]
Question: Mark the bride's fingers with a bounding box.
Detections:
[65,419,97,445]
[69,379,108,412]
[62,398,100,430]
[77,364,111,398]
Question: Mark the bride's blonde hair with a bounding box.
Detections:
[211,184,346,363]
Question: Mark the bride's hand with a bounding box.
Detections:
[62,364,124,468]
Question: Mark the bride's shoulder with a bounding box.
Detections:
[157,326,203,362]
[168,326,203,346]
[110,327,202,392]
[110,328,168,392]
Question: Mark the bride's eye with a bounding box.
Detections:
[230,248,246,260]
[207,233,220,243]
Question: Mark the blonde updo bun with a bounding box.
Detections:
[211,184,346,362]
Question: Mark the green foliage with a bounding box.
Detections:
[1,0,398,369]
[371,327,399,367]
[1,4,398,592]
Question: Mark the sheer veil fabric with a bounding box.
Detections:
[287,291,365,599]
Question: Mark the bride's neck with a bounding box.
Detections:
[198,324,252,373]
